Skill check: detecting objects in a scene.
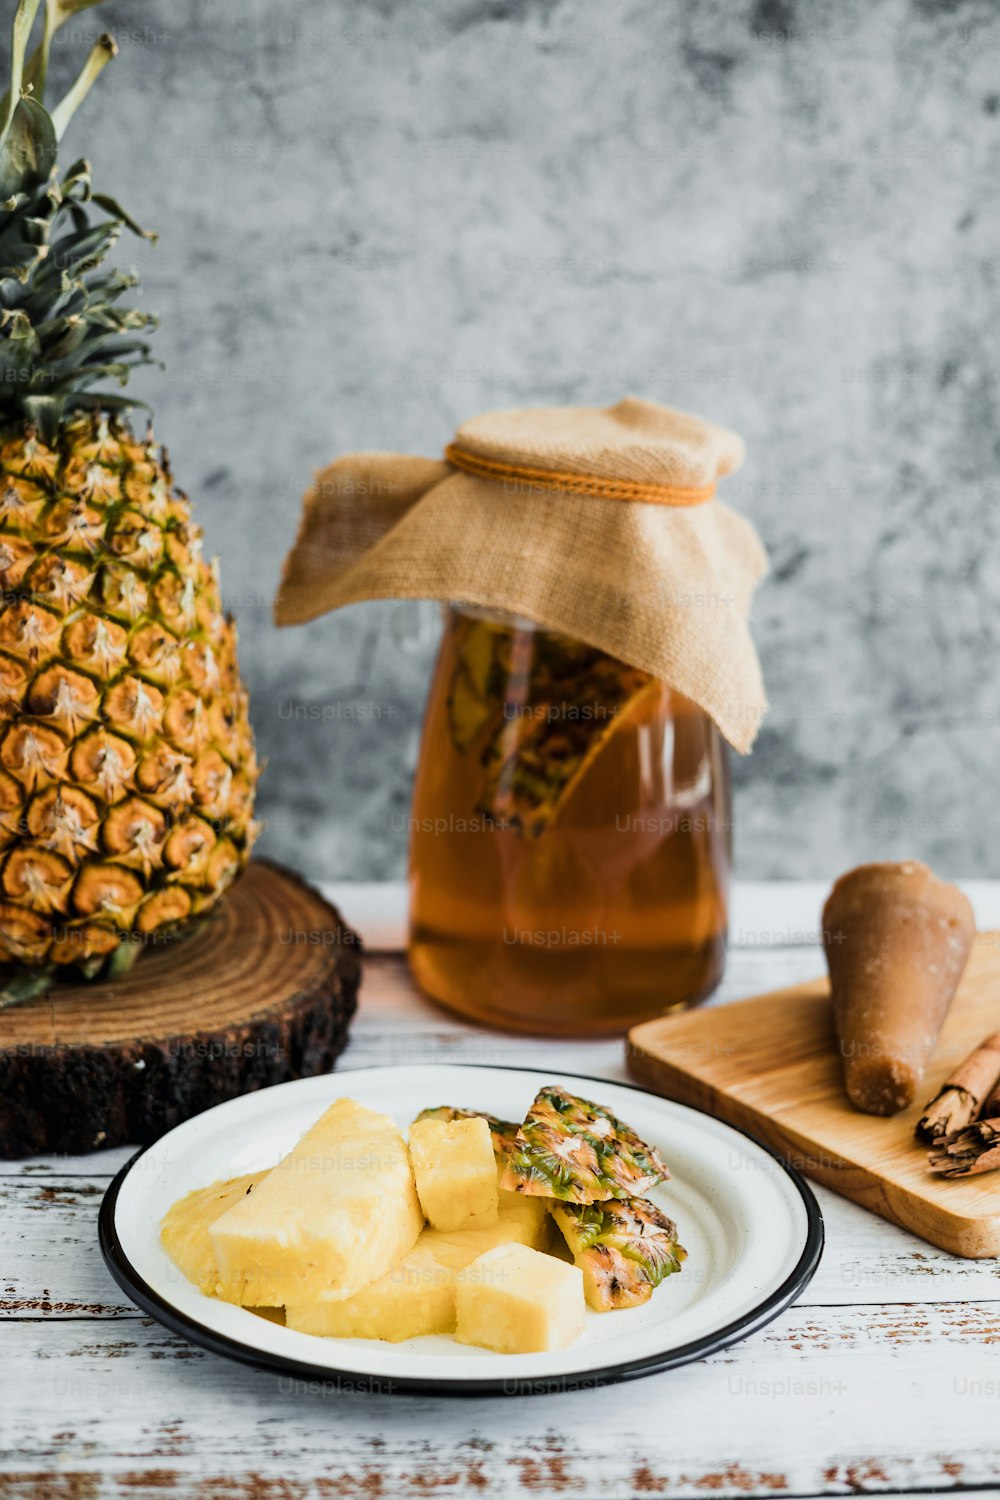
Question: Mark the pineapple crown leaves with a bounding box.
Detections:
[0,0,158,442]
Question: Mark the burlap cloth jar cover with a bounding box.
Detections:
[274,397,768,752]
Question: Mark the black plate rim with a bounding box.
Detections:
[98,1062,825,1398]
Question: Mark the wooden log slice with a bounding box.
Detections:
[0,860,362,1158]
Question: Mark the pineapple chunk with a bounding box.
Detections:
[414,1106,520,1161]
[209,1099,422,1306]
[409,1115,499,1232]
[161,1171,266,1295]
[286,1244,455,1342]
[455,1243,586,1354]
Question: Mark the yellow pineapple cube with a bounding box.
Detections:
[209,1099,422,1306]
[408,1115,499,1232]
[161,1171,266,1295]
[286,1244,455,1342]
[455,1243,586,1354]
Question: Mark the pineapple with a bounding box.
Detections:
[455,1242,586,1354]
[209,1099,423,1307]
[500,1085,669,1204]
[285,1244,456,1342]
[160,1170,266,1296]
[414,1105,520,1161]
[550,1198,686,1311]
[408,1115,499,1232]
[0,0,257,1000]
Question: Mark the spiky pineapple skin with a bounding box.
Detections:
[0,415,258,970]
[499,1085,670,1204]
[551,1198,686,1311]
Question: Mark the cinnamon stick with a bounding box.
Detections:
[916,1031,1000,1142]
[928,1118,1000,1178]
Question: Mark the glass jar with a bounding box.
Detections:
[407,605,732,1036]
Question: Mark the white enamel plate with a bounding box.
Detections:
[99,1064,823,1396]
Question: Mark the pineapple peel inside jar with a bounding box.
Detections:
[446,610,663,840]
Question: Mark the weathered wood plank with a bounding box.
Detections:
[809,1183,1000,1304]
[1,1177,133,1318]
[0,946,826,1179]
[0,1316,997,1499]
[3,904,999,1498]
[3,945,999,1320]
[3,1172,998,1319]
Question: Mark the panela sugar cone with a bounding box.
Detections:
[822,862,974,1117]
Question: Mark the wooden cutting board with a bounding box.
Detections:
[627,932,1000,1258]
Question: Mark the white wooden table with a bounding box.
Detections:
[4,881,1000,1500]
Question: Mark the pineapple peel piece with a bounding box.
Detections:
[444,614,659,838]
[551,1198,686,1311]
[444,615,500,753]
[499,1085,669,1204]
[479,663,659,839]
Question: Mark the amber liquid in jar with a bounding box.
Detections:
[408,606,731,1035]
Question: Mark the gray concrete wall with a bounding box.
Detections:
[53,0,1000,880]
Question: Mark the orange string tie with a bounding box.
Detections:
[444,443,716,507]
